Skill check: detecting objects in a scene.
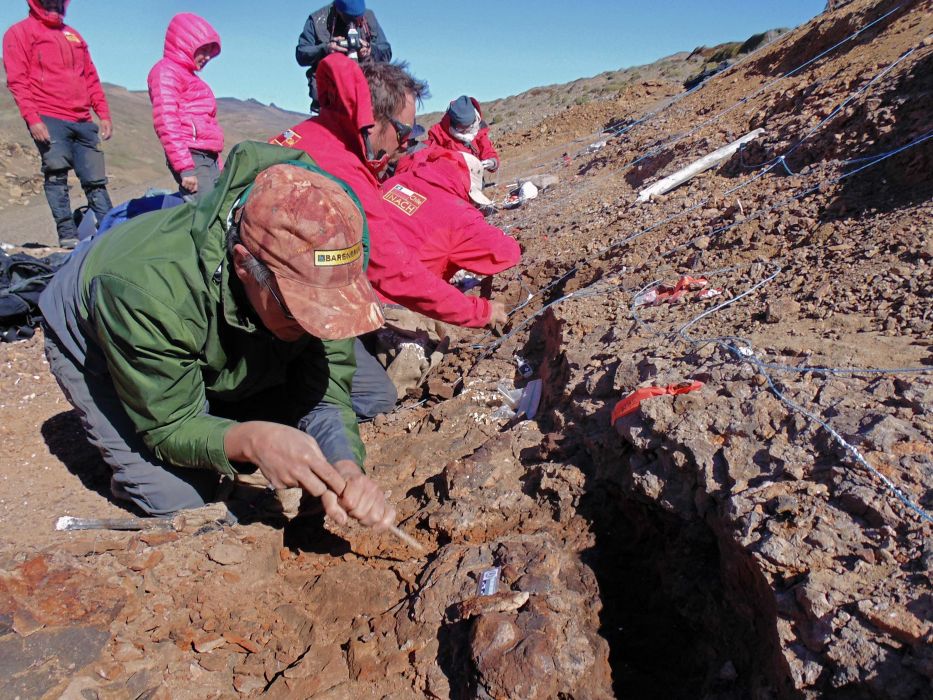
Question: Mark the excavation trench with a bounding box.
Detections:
[510,307,795,699]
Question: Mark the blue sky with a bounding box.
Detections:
[2,1,825,115]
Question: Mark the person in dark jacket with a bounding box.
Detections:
[295,0,391,112]
[38,141,395,528]
[3,0,113,248]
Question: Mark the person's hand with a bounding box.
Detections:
[180,175,199,193]
[329,460,395,530]
[359,40,371,60]
[328,38,347,54]
[224,422,395,529]
[225,421,351,523]
[28,121,50,144]
[487,300,508,328]
[481,158,497,171]
[99,119,113,141]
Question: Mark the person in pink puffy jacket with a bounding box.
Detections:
[147,13,223,198]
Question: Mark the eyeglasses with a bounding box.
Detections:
[388,117,415,146]
[264,279,295,321]
[243,246,295,320]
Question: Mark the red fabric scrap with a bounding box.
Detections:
[611,380,705,424]
[653,276,707,304]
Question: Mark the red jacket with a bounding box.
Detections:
[147,13,224,174]
[270,55,497,328]
[2,0,110,126]
[382,150,520,326]
[426,97,499,171]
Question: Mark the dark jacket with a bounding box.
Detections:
[39,141,370,475]
[295,4,391,85]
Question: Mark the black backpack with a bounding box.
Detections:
[0,251,70,342]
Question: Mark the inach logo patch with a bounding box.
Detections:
[63,31,82,45]
[315,242,362,267]
[383,184,426,216]
[270,129,302,147]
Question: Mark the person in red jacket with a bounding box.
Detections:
[427,95,500,174]
[147,13,224,199]
[3,0,113,248]
[381,149,520,322]
[271,56,508,330]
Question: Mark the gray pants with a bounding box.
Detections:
[169,149,220,201]
[44,331,395,516]
[34,115,112,242]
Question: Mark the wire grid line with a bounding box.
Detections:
[609,3,909,177]
[629,267,933,525]
[470,124,932,373]
[499,5,910,214]
[663,128,933,257]
[501,39,926,328]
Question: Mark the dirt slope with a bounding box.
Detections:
[1,1,932,698]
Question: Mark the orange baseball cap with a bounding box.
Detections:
[239,164,384,340]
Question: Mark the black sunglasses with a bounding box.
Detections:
[388,117,416,146]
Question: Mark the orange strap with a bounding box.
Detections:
[611,380,704,424]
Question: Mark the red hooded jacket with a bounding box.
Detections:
[426,97,499,171]
[2,0,110,126]
[382,150,520,326]
[270,55,498,328]
[147,13,224,174]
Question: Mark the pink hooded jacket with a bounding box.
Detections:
[271,55,500,328]
[147,13,223,175]
[2,0,110,125]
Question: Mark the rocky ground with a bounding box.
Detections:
[1,1,932,698]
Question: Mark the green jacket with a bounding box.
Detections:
[58,142,370,476]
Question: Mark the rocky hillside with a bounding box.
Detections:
[1,1,931,699]
[420,30,790,138]
[1,30,781,243]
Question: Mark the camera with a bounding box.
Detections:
[337,23,362,61]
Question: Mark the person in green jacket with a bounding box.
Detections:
[39,141,395,528]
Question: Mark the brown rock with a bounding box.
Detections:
[198,651,231,672]
[129,550,164,572]
[455,591,530,620]
[138,531,180,547]
[224,632,262,655]
[233,674,266,694]
[857,600,932,645]
[193,633,226,654]
[207,543,247,566]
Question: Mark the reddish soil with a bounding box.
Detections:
[1,1,931,698]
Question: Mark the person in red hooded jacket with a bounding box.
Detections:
[427,95,500,173]
[148,13,224,199]
[381,149,520,320]
[3,0,113,248]
[270,56,511,416]
[271,56,508,330]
